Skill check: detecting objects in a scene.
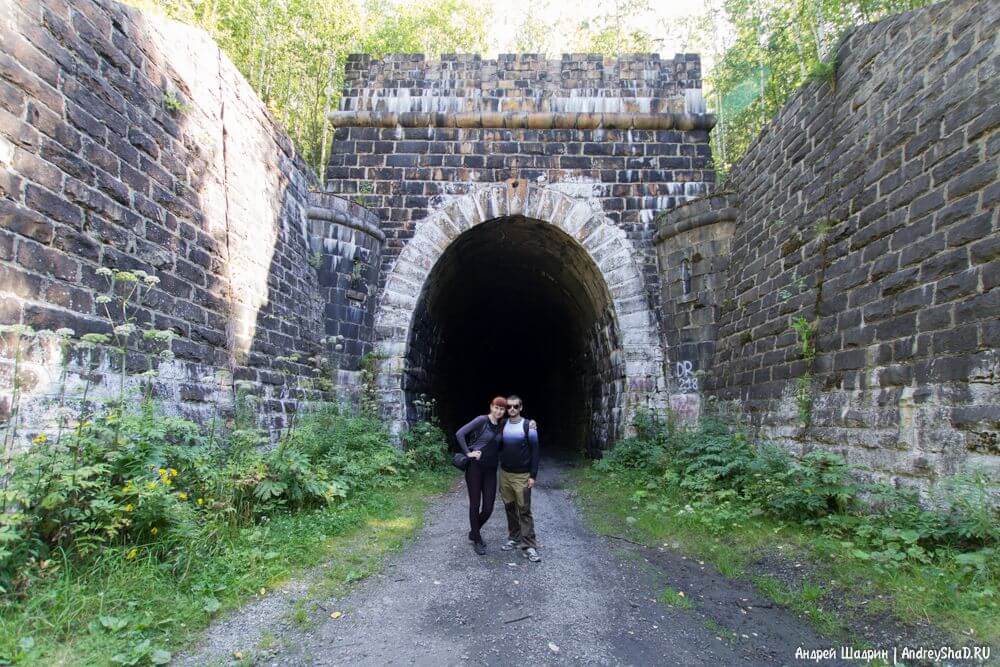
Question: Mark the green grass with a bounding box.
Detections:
[569,467,998,647]
[658,586,694,609]
[0,470,454,665]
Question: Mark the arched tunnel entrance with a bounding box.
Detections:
[403,217,626,457]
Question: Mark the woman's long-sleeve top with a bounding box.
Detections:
[455,415,503,468]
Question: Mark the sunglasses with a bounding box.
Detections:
[507,405,522,410]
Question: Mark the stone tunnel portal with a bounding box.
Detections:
[404,217,625,457]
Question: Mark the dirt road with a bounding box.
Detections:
[181,461,848,666]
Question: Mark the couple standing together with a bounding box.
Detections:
[456,395,541,562]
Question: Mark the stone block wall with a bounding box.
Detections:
[705,0,999,487]
[325,53,716,304]
[306,192,384,374]
[0,0,371,444]
[655,194,738,394]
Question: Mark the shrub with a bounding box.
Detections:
[595,411,998,582]
[594,435,663,473]
[595,409,672,473]
[669,419,757,494]
[0,401,442,598]
[400,420,449,471]
[766,451,857,521]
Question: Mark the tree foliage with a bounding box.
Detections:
[706,0,933,178]
[572,0,663,55]
[127,0,489,179]
[126,0,934,184]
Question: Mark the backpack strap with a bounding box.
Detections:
[523,418,530,440]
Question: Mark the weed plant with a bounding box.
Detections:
[0,265,453,663]
[0,402,451,664]
[587,411,999,642]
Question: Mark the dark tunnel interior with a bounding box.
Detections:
[403,217,624,458]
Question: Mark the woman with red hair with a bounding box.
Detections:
[455,396,508,555]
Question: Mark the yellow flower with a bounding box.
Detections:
[150,527,158,535]
[169,468,178,477]
[196,498,204,506]
[146,481,157,490]
[177,492,188,501]
[32,434,48,445]
[126,548,139,560]
[157,468,167,477]
[124,504,133,512]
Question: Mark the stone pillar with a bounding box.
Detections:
[306,193,385,389]
[655,194,739,404]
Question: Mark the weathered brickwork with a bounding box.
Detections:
[326,53,715,301]
[4,0,996,478]
[370,182,667,448]
[700,0,999,486]
[0,0,371,441]
[325,54,715,447]
[655,193,738,397]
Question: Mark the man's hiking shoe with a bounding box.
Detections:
[522,547,541,562]
[500,539,518,551]
[473,539,487,556]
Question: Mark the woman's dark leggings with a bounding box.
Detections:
[465,461,497,542]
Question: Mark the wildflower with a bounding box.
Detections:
[177,492,188,501]
[159,350,175,360]
[158,468,167,477]
[146,481,157,490]
[126,548,139,560]
[55,328,75,338]
[95,295,113,304]
[143,329,175,342]
[96,267,113,277]
[124,504,133,512]
[115,270,139,283]
[334,344,343,352]
[113,323,137,337]
[196,498,204,506]
[169,468,177,477]
[0,324,35,336]
[144,275,160,286]
[32,434,48,445]
[81,333,110,345]
[150,527,158,536]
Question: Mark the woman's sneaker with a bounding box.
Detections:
[473,539,487,555]
[500,539,518,551]
[522,547,541,562]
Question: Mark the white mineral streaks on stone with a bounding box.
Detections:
[684,89,706,115]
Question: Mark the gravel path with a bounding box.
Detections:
[180,461,848,666]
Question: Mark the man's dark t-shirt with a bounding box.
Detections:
[500,417,540,479]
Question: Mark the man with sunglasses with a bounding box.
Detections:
[498,395,542,562]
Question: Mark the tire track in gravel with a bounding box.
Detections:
[181,461,848,666]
